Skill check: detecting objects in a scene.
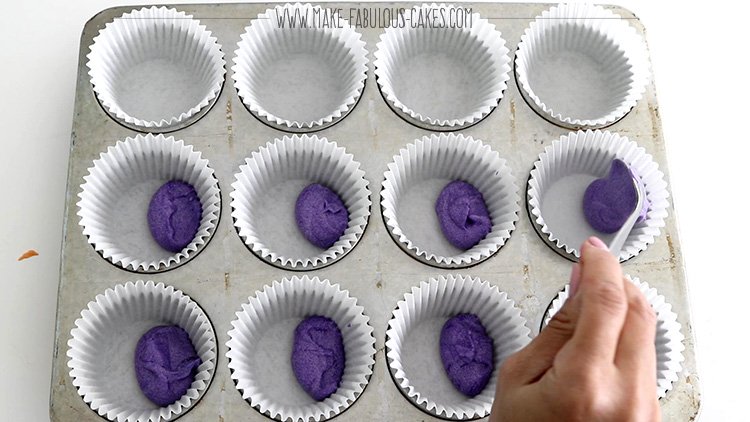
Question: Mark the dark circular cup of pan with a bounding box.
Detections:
[526,130,669,263]
[230,134,371,271]
[87,6,226,133]
[373,5,511,132]
[384,275,531,420]
[77,134,222,273]
[226,276,376,422]
[232,4,368,133]
[514,3,650,130]
[67,280,218,422]
[380,133,520,269]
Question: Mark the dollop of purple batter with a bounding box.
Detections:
[435,181,492,250]
[440,314,494,397]
[147,180,202,252]
[582,159,650,234]
[440,314,495,397]
[134,325,202,407]
[291,316,345,401]
[295,184,349,249]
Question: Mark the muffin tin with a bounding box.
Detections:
[51,3,700,421]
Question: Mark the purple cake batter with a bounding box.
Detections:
[582,159,650,234]
[295,184,349,249]
[134,325,202,407]
[147,180,202,252]
[291,316,345,401]
[435,181,492,250]
[440,313,494,397]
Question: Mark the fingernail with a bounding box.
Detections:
[586,236,608,250]
[569,263,581,297]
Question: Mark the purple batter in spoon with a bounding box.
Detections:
[582,159,649,234]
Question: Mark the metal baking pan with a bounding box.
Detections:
[50,3,700,420]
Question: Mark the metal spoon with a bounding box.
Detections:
[608,175,645,258]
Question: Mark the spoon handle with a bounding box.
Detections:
[608,176,645,258]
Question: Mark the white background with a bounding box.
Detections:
[1,0,747,420]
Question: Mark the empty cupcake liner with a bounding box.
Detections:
[233,3,368,132]
[230,134,371,270]
[77,134,222,272]
[527,130,669,261]
[385,274,531,420]
[381,133,520,268]
[542,275,684,398]
[87,6,226,131]
[515,3,650,129]
[226,276,376,422]
[67,280,217,422]
[374,3,511,130]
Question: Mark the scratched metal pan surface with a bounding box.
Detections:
[50,3,700,421]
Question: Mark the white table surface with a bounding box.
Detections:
[1,1,747,420]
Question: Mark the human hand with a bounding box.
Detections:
[491,236,659,421]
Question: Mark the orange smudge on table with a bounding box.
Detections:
[17,250,39,261]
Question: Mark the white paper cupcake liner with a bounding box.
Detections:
[542,276,684,398]
[233,3,368,132]
[374,3,511,130]
[527,130,669,261]
[381,133,520,268]
[230,134,371,270]
[226,276,375,422]
[87,6,226,131]
[515,3,650,129]
[385,275,531,420]
[67,280,217,422]
[77,134,222,272]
